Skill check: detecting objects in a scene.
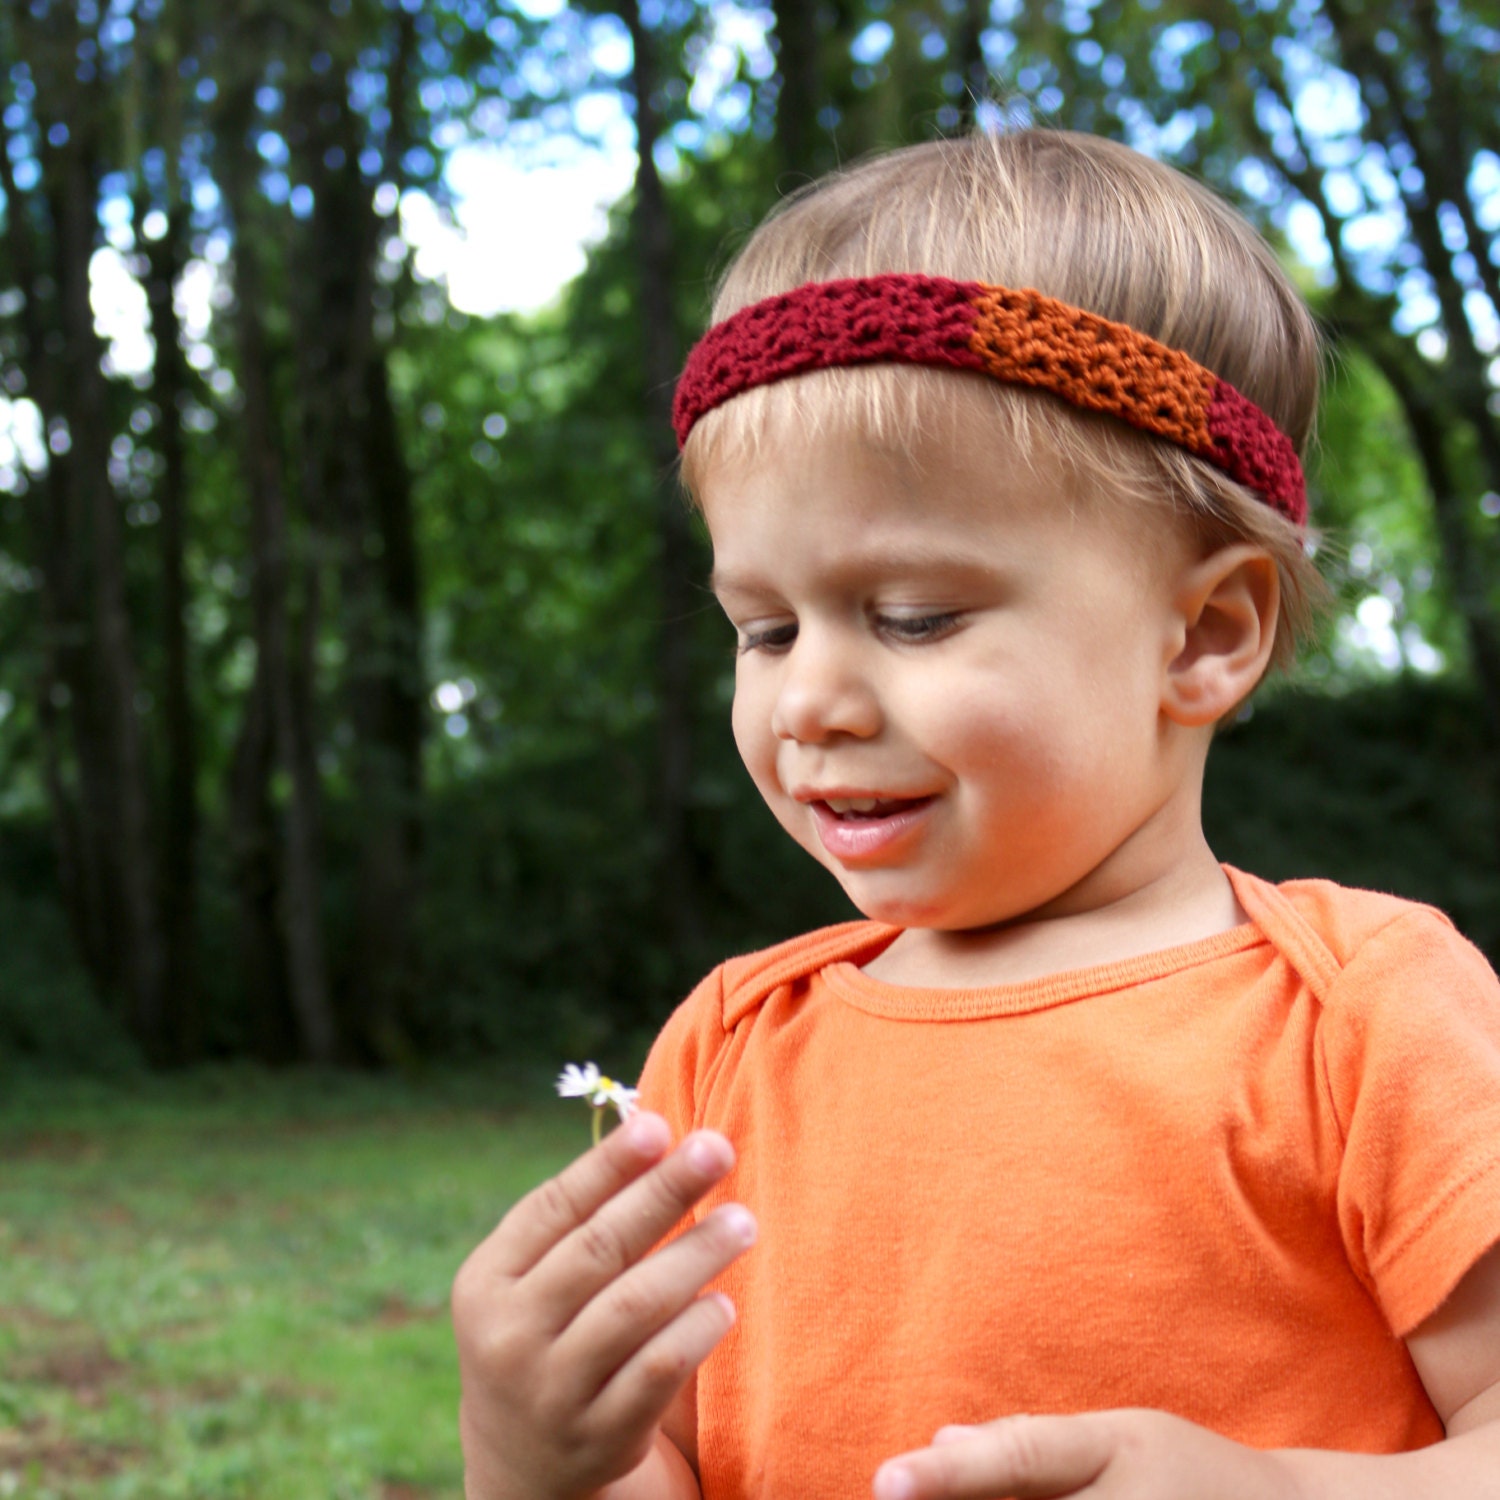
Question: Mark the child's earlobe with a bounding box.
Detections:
[1162,546,1280,727]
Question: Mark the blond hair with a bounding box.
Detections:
[680,129,1326,669]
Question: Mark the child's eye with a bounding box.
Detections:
[875,611,960,643]
[736,621,798,655]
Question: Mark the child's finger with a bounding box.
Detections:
[873,1415,1110,1500]
[526,1130,737,1326]
[557,1201,757,1389]
[591,1289,738,1442]
[484,1111,675,1279]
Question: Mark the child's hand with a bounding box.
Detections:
[873,1409,1297,1500]
[452,1112,755,1500]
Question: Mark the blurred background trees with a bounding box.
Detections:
[0,0,1495,1071]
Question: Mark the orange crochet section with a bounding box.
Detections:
[969,285,1216,454]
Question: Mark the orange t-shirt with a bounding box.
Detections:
[636,867,1500,1499]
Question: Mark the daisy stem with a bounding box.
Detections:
[592,1106,603,1148]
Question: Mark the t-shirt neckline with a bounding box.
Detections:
[821,866,1270,1021]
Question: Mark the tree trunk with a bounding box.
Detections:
[222,125,340,1062]
[954,0,991,125]
[142,202,201,1060]
[623,0,704,962]
[771,0,826,180]
[227,657,293,1061]
[0,99,100,982]
[51,83,165,1052]
[283,24,423,1061]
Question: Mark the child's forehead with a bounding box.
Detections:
[694,375,1195,581]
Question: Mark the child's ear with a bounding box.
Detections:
[1161,544,1280,727]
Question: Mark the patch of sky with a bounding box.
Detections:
[686,5,776,121]
[1473,153,1500,229]
[1465,289,1499,353]
[1319,168,1364,218]
[1336,591,1444,676]
[589,14,632,77]
[850,22,894,66]
[1152,20,1213,92]
[90,249,153,377]
[1342,205,1406,259]
[1292,69,1364,138]
[1285,201,1333,280]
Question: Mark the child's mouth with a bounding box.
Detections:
[810,795,935,861]
[819,796,930,819]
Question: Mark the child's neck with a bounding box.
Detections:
[861,838,1246,990]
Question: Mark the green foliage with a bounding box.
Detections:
[1206,680,1500,960]
[0,827,141,1074]
[0,0,1495,1069]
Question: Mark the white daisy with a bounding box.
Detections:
[557,1061,640,1142]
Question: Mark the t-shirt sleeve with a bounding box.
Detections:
[634,966,732,1251]
[1321,907,1500,1336]
[636,963,730,1145]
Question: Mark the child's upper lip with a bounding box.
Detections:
[791,785,933,804]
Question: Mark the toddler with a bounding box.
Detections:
[452,130,1500,1500]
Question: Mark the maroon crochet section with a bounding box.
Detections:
[671,275,985,445]
[1205,381,1307,525]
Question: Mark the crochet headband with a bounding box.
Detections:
[672,273,1307,526]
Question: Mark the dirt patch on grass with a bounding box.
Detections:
[13,1337,129,1406]
[2,1306,132,1408]
[374,1292,444,1328]
[0,1419,138,1482]
[3,1128,103,1163]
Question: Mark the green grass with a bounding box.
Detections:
[0,1067,584,1499]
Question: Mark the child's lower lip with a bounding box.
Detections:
[810,798,934,862]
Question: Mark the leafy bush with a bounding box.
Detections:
[0,884,141,1075]
[1206,680,1499,960]
[2,679,1494,1069]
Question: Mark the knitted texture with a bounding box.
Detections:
[673,273,1307,525]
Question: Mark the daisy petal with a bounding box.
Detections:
[556,1061,602,1099]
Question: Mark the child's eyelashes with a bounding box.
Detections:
[736,622,798,655]
[733,612,961,654]
[875,611,961,643]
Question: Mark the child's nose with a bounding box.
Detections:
[769,635,881,743]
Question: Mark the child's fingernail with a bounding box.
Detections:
[686,1132,729,1172]
[719,1206,757,1245]
[874,1464,915,1500]
[622,1113,669,1154]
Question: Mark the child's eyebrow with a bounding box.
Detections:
[707,548,1009,600]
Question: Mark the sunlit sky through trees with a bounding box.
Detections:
[9,0,1500,684]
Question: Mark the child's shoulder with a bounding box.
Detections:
[712,919,899,1027]
[663,919,896,1039]
[641,920,897,1104]
[1247,868,1456,953]
[1231,865,1493,1007]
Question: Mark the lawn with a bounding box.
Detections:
[0,1067,583,1499]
